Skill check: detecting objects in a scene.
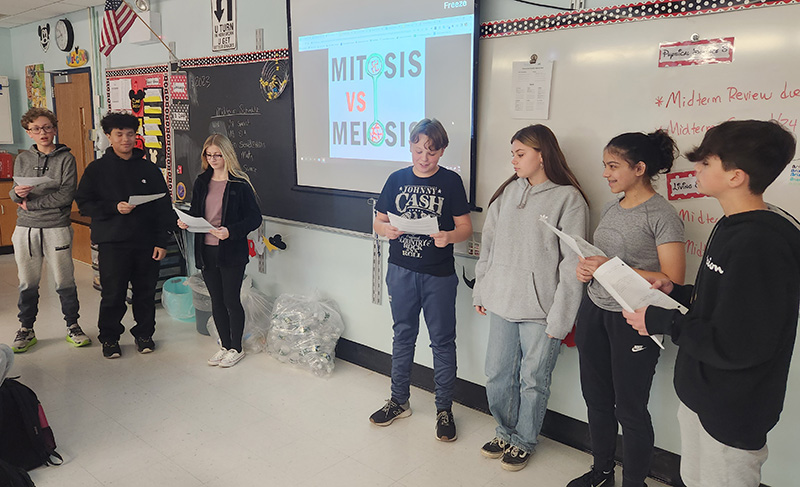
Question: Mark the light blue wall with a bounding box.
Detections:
[0,9,97,152]
[0,28,11,72]
[0,2,796,485]
[1,27,18,148]
[105,0,288,66]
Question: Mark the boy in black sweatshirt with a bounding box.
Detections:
[623,120,800,487]
[75,112,174,359]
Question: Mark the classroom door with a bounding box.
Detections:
[52,71,94,196]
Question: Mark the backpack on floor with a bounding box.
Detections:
[0,458,35,487]
[0,378,63,471]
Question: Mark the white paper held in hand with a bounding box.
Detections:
[129,192,166,206]
[538,215,605,258]
[13,176,54,186]
[387,212,440,235]
[593,257,689,349]
[174,208,215,233]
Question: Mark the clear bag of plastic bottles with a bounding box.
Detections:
[267,292,345,377]
[206,277,274,354]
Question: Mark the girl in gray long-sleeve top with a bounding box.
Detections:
[473,124,589,472]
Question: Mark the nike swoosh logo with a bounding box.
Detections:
[631,345,646,352]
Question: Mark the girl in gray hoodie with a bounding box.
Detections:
[474,125,588,471]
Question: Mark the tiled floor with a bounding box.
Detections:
[0,254,669,487]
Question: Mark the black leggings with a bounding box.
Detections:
[575,294,661,487]
[202,245,246,352]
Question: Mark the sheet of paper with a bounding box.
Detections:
[512,61,554,120]
[13,176,53,186]
[144,88,163,102]
[143,124,163,136]
[387,212,440,235]
[174,208,215,233]
[129,193,166,206]
[538,215,605,258]
[593,256,689,349]
[143,135,162,148]
[108,78,132,111]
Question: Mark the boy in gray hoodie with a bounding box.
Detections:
[10,108,89,353]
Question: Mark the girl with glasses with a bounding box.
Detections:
[177,134,261,367]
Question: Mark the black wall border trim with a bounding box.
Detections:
[480,0,798,38]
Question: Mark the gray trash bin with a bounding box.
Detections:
[187,274,213,336]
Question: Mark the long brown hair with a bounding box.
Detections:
[488,124,588,206]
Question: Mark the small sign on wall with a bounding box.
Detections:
[667,170,706,200]
[658,37,734,68]
[211,0,237,52]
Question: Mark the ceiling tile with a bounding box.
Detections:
[32,3,91,17]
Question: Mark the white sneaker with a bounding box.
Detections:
[219,349,246,368]
[12,328,37,353]
[208,348,228,366]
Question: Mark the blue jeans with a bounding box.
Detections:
[386,263,458,411]
[485,313,561,453]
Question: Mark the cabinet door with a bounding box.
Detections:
[0,199,16,246]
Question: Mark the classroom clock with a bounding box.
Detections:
[55,19,74,52]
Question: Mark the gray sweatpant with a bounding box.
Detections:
[13,225,80,328]
[677,401,768,487]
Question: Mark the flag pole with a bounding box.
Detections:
[122,0,179,63]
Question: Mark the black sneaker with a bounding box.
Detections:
[435,409,457,442]
[102,341,121,359]
[135,336,155,354]
[369,398,411,426]
[500,445,531,471]
[567,466,615,487]
[480,437,509,459]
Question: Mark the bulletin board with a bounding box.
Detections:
[105,64,173,193]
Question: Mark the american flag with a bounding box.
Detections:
[99,0,137,56]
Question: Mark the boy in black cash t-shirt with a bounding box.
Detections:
[369,119,472,442]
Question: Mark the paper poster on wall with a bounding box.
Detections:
[108,78,132,111]
[170,72,190,132]
[25,64,46,108]
[667,170,706,200]
[658,37,734,68]
[787,162,800,185]
[511,60,553,119]
[211,0,237,51]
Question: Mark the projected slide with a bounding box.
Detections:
[289,0,477,195]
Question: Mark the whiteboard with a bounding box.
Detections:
[476,4,800,278]
[0,76,13,145]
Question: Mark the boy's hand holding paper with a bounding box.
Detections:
[387,212,439,235]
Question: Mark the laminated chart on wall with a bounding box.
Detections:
[106,65,173,194]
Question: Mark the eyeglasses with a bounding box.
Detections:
[27,125,56,134]
[204,153,224,160]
